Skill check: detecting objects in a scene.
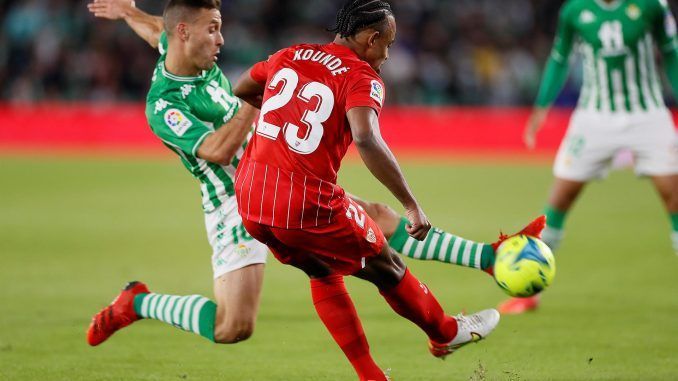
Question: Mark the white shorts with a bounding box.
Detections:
[554,109,678,181]
[204,197,268,279]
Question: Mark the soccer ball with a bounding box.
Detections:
[493,235,556,297]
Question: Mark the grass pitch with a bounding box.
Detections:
[1,155,677,380]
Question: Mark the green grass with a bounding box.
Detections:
[1,155,677,380]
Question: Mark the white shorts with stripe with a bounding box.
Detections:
[204,197,268,278]
[554,109,678,181]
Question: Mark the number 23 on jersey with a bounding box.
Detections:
[256,68,334,155]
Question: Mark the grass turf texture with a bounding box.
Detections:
[1,156,677,380]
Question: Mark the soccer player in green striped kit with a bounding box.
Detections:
[85,0,542,347]
[502,0,678,314]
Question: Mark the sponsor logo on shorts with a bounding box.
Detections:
[366,228,377,243]
[236,243,251,256]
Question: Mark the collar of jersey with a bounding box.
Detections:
[594,0,625,11]
[161,63,205,82]
[328,42,360,59]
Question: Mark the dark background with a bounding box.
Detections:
[1,0,676,105]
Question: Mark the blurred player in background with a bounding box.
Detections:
[231,1,508,379]
[85,0,543,357]
[506,0,678,314]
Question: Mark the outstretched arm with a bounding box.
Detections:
[524,4,575,149]
[347,107,430,240]
[196,102,259,165]
[87,0,163,49]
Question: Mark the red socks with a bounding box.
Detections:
[310,275,386,381]
[380,269,458,344]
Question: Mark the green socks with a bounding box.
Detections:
[543,205,567,229]
[133,293,217,342]
[670,213,678,232]
[389,217,495,271]
[541,205,568,251]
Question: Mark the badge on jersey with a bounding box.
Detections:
[626,4,641,20]
[370,80,384,106]
[366,227,377,243]
[164,109,193,136]
[579,10,595,24]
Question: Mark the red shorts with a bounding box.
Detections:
[242,197,386,275]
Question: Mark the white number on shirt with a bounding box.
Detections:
[206,80,238,110]
[599,21,625,54]
[345,200,366,229]
[256,68,334,154]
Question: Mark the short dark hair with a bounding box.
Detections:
[164,0,221,35]
[328,0,393,38]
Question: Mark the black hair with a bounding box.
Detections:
[328,0,393,38]
[164,0,221,35]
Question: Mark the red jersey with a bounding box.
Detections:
[235,43,386,229]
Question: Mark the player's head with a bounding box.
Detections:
[163,0,223,71]
[329,0,395,73]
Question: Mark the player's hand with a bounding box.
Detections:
[404,205,431,241]
[523,108,548,150]
[87,0,135,20]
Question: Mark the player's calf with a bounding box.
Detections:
[353,246,407,290]
[213,316,255,343]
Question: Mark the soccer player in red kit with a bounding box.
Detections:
[233,1,500,379]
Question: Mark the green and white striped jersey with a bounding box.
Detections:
[146,32,244,212]
[551,0,678,113]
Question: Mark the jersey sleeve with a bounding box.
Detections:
[534,3,575,107]
[146,96,213,157]
[250,48,288,85]
[651,0,678,97]
[549,3,576,64]
[651,0,678,54]
[345,69,385,116]
[250,60,268,85]
[158,31,168,58]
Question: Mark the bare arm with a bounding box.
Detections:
[347,107,430,240]
[523,107,549,149]
[233,68,265,109]
[196,102,259,166]
[87,0,164,49]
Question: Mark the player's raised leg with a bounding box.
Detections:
[651,175,678,255]
[352,195,543,275]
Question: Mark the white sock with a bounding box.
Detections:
[541,226,564,252]
[670,231,678,255]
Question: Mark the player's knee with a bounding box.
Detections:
[213,319,255,344]
[362,202,396,221]
[363,202,400,237]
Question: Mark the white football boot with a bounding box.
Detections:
[428,309,500,359]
